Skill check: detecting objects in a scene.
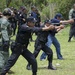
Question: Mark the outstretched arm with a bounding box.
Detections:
[55,25,64,32]
[42,25,55,31]
[60,19,74,24]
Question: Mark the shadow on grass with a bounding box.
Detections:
[8,70,15,74]
[53,58,74,60]
[38,66,48,70]
[38,66,63,70]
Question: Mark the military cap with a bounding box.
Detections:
[3,8,12,16]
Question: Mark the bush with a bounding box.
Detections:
[56,0,75,19]
[41,5,50,21]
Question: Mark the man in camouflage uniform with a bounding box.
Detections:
[68,4,75,42]
[0,8,12,72]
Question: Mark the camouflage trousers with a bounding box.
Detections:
[0,50,9,72]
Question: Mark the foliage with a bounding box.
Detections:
[5,0,48,9]
[1,0,75,19]
[0,0,6,11]
[56,0,75,19]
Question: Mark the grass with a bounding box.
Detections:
[9,26,75,75]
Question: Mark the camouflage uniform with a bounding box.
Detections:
[68,8,75,42]
[0,16,10,71]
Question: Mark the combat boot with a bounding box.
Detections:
[48,63,57,70]
[32,72,37,75]
[68,37,71,42]
[26,64,32,70]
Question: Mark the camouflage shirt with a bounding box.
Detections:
[0,17,10,41]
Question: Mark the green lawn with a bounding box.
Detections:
[9,26,75,75]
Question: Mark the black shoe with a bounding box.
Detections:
[48,63,57,70]
[68,39,71,42]
[26,64,32,70]
[33,72,37,75]
[8,70,15,74]
[58,57,64,60]
[48,66,57,70]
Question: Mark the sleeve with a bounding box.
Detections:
[20,25,42,33]
[1,20,10,41]
[1,20,9,29]
[51,19,60,23]
[51,19,60,26]
[69,9,73,19]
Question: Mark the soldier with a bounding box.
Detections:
[68,4,75,42]
[0,17,55,75]
[40,13,64,60]
[9,8,18,36]
[0,8,12,72]
[17,6,28,31]
[35,9,41,27]
[29,6,39,41]
[26,20,64,70]
[34,9,41,35]
[29,6,37,19]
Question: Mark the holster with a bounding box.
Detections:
[11,42,22,52]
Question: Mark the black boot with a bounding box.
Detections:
[26,64,32,70]
[68,37,71,42]
[33,72,37,75]
[48,63,57,70]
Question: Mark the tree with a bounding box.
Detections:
[56,0,75,19]
[6,0,12,7]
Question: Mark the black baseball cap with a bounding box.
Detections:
[54,13,63,19]
[27,17,36,23]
